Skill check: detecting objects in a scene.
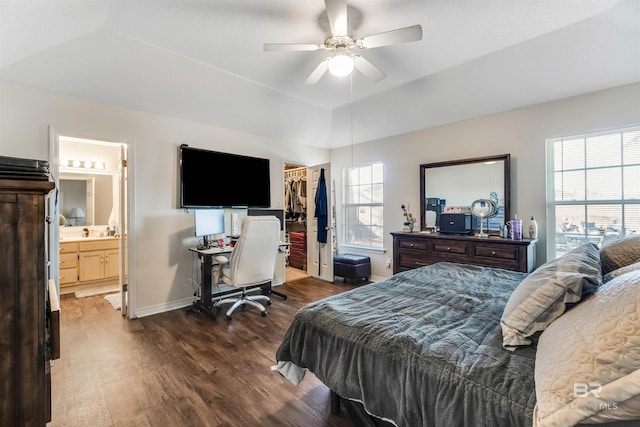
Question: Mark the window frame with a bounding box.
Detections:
[546,126,640,259]
[342,162,384,251]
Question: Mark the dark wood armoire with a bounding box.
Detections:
[0,174,56,426]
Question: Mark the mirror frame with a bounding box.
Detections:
[59,174,95,226]
[59,170,117,227]
[419,154,511,233]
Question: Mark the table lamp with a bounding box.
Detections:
[69,207,85,226]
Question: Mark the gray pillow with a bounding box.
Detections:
[501,243,601,350]
[600,235,640,276]
[603,259,640,283]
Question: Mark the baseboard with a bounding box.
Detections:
[134,297,194,318]
[135,276,384,318]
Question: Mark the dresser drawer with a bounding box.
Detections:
[80,239,119,252]
[474,244,518,261]
[396,251,431,270]
[432,241,469,255]
[398,239,428,251]
[59,267,78,285]
[397,251,432,270]
[289,232,306,244]
[60,242,79,253]
[59,252,78,268]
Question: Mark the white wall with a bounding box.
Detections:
[0,81,329,317]
[2,80,639,315]
[330,82,640,279]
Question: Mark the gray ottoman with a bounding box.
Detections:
[333,254,371,284]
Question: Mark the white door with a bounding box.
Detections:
[119,145,129,316]
[47,127,60,295]
[307,163,334,281]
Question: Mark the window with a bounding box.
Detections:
[546,126,640,258]
[343,163,384,248]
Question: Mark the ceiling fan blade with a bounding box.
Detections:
[304,59,330,85]
[325,0,348,36]
[359,24,423,49]
[263,43,323,52]
[353,56,386,82]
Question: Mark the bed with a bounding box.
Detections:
[276,238,640,427]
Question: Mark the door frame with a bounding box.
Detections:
[48,127,136,318]
[118,144,129,315]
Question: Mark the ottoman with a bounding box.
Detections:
[333,254,371,284]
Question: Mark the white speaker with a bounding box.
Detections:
[231,213,240,236]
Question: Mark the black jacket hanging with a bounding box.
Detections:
[314,168,328,243]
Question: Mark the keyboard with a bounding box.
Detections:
[196,246,232,254]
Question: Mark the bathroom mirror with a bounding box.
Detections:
[59,172,115,226]
[420,154,510,233]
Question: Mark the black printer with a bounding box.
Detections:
[439,213,473,235]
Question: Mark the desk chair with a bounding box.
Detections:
[213,216,281,320]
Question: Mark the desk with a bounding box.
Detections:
[188,243,289,317]
[189,246,233,316]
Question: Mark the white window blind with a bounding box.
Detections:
[546,126,640,258]
[342,162,384,248]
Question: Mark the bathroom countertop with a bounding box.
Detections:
[59,236,119,242]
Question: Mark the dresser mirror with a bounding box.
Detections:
[420,154,510,233]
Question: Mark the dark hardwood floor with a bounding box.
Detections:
[48,277,359,427]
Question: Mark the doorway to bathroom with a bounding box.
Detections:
[49,132,130,315]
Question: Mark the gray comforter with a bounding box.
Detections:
[276,262,537,427]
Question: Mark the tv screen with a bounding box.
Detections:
[180,145,271,208]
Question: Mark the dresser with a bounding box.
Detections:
[391,232,537,274]
[288,231,307,270]
[0,177,56,425]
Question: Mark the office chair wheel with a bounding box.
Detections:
[267,300,272,305]
[226,314,233,320]
[261,310,267,317]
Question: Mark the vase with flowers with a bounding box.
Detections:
[401,204,417,232]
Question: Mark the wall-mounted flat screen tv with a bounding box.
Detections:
[180,145,271,208]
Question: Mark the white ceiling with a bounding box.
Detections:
[1,0,639,148]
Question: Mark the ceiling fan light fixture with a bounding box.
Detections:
[264,0,423,84]
[328,54,354,77]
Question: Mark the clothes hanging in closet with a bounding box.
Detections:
[285,175,306,217]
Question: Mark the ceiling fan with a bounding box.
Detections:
[263,0,423,85]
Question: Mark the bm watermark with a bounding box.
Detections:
[572,383,618,411]
[573,382,602,398]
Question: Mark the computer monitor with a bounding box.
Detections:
[194,209,225,248]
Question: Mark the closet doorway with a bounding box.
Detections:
[284,163,310,282]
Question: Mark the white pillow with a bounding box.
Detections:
[533,270,640,427]
[603,260,640,283]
